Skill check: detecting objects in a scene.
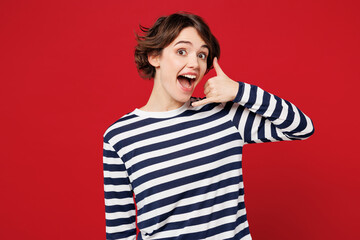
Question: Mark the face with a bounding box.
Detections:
[150,27,209,107]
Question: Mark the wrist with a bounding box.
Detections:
[231,80,238,101]
[233,82,245,103]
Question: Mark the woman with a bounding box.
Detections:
[103,12,314,240]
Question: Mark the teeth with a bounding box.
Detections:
[182,74,196,79]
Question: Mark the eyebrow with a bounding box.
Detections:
[174,40,209,50]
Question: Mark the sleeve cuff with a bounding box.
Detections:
[233,82,245,103]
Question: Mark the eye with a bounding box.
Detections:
[198,52,207,60]
[177,49,187,56]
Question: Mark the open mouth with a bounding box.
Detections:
[177,74,196,91]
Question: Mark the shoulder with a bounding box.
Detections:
[103,110,138,142]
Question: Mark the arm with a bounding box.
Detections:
[192,58,314,144]
[229,81,314,144]
[103,138,137,240]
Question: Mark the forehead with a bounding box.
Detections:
[170,27,207,48]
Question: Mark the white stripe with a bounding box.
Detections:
[227,102,239,120]
[104,184,132,193]
[272,98,289,125]
[106,210,136,220]
[238,108,250,140]
[292,113,313,137]
[104,170,125,178]
[262,94,277,117]
[251,87,264,112]
[105,198,134,206]
[106,223,136,234]
[103,141,115,150]
[275,127,291,141]
[239,83,251,104]
[251,114,262,141]
[103,156,123,165]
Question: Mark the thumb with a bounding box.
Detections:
[213,57,224,76]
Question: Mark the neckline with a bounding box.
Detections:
[133,100,191,118]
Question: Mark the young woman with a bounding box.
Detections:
[103,12,314,240]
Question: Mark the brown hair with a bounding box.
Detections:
[134,12,220,79]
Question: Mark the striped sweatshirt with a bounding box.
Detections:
[103,82,314,240]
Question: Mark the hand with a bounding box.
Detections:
[192,57,239,107]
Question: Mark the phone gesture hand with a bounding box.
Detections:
[192,57,238,107]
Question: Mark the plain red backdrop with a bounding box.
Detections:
[1,0,359,239]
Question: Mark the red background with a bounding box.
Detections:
[1,0,359,239]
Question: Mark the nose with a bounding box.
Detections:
[187,53,200,69]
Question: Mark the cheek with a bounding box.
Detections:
[200,62,208,75]
[166,58,184,73]
[174,57,187,68]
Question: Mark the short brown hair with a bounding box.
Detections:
[134,12,220,79]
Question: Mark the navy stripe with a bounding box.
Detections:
[234,82,245,102]
[276,100,295,129]
[256,90,271,115]
[104,177,130,186]
[111,113,137,125]
[106,204,135,214]
[268,95,283,121]
[105,190,133,200]
[244,112,256,143]
[103,163,125,172]
[232,105,245,132]
[103,159,126,172]
[270,123,284,141]
[106,216,136,227]
[103,148,119,158]
[185,101,220,115]
[243,85,258,109]
[286,106,309,137]
[257,117,266,141]
[106,229,137,240]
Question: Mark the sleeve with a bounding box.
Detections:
[103,138,137,240]
[229,82,314,144]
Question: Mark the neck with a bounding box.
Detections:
[140,78,184,112]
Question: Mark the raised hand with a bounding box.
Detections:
[192,57,239,107]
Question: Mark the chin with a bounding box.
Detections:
[175,94,192,104]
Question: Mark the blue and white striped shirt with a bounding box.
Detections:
[103,82,314,240]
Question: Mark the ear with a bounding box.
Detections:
[148,53,160,68]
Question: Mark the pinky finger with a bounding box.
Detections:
[191,98,214,107]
